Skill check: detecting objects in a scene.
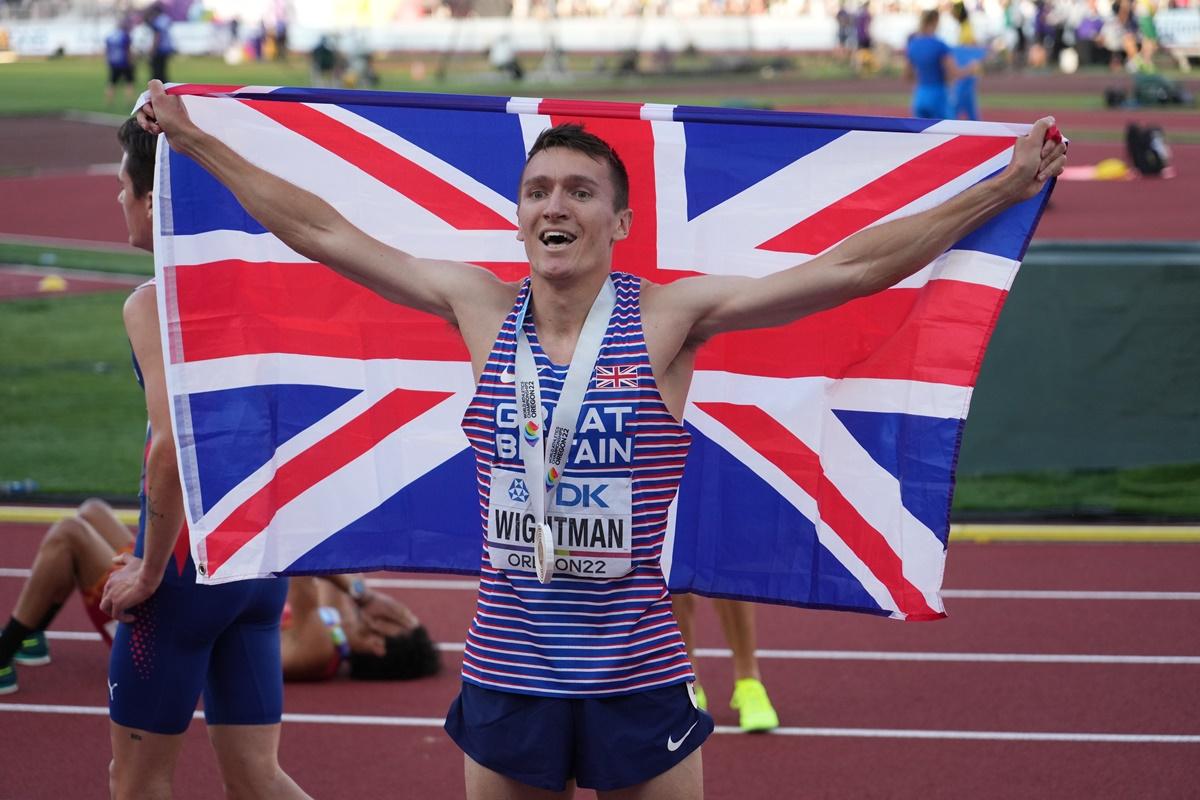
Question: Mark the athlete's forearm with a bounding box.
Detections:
[168,125,345,266]
[139,433,185,580]
[830,169,1021,296]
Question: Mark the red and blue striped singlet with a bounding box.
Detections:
[460,272,694,697]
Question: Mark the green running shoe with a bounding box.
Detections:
[0,664,16,695]
[730,678,779,732]
[691,682,708,711]
[14,630,50,666]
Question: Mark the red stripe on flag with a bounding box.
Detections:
[540,99,646,120]
[168,84,246,96]
[697,402,942,621]
[173,260,470,362]
[696,278,1006,386]
[202,387,452,577]
[759,135,1015,255]
[240,99,516,232]
[546,111,660,274]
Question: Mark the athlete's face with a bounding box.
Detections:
[117,153,153,252]
[516,147,632,283]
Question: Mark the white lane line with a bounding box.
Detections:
[40,631,1197,665]
[6,570,1199,602]
[697,648,1200,665]
[1,703,1195,743]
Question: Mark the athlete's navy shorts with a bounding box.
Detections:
[445,681,714,792]
[108,576,289,734]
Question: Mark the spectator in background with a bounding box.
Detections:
[906,8,981,119]
[1135,0,1158,71]
[835,0,854,62]
[951,1,982,120]
[853,1,875,73]
[310,35,338,87]
[274,16,289,61]
[145,3,174,83]
[104,16,135,107]
[1073,0,1109,67]
[1103,0,1142,71]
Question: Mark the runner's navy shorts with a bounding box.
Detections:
[108,576,288,734]
[445,680,714,792]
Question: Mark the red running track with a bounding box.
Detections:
[1,520,1198,799]
[0,112,1198,249]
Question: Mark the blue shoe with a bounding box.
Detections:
[14,630,50,666]
[0,664,16,695]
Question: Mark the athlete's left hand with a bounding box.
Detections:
[100,552,161,623]
[1002,117,1068,203]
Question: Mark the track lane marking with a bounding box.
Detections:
[1,703,1196,743]
[38,630,1200,664]
[8,570,1200,601]
[5,508,1200,541]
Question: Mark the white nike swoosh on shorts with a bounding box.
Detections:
[666,720,700,752]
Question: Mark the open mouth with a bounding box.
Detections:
[539,230,577,249]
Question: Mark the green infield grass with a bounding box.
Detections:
[1,283,1197,517]
[0,53,1132,119]
[0,290,145,497]
[0,242,153,275]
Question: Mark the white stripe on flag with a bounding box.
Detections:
[657,128,955,277]
[820,408,947,613]
[682,402,900,616]
[173,353,474,396]
[182,96,526,264]
[826,378,973,420]
[893,248,1019,292]
[204,391,471,581]
[312,102,519,217]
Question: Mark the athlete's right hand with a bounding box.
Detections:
[100,552,161,623]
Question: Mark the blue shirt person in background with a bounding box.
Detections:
[951,1,986,120]
[104,18,135,107]
[906,8,981,119]
[145,2,174,83]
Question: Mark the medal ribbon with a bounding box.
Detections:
[513,276,617,583]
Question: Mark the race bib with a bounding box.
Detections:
[487,467,632,579]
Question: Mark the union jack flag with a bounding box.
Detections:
[152,85,1053,620]
[594,364,640,390]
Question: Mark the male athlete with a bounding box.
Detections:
[98,116,311,800]
[138,79,1066,798]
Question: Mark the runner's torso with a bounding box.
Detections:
[460,272,694,697]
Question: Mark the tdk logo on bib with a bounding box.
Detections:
[508,478,530,503]
[555,480,609,509]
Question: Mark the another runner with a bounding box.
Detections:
[99,116,311,800]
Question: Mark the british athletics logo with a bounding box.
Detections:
[150,84,1054,621]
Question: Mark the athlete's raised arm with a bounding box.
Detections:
[136,81,515,352]
[645,117,1066,360]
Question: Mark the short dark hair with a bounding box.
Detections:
[526,123,630,211]
[348,625,441,681]
[117,116,156,198]
[920,8,940,30]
